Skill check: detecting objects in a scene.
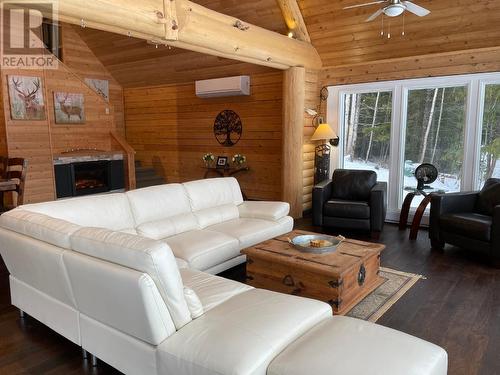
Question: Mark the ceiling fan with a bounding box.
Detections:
[344,0,430,22]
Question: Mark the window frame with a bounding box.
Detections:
[327,72,500,222]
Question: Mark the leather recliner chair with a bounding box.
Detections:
[429,178,500,255]
[312,169,387,239]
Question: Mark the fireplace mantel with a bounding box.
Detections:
[53,152,124,166]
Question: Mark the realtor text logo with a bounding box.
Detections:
[1,1,58,69]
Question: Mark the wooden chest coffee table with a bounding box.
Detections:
[241,230,385,315]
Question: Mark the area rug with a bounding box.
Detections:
[346,267,425,322]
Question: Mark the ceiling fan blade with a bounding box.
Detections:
[343,1,387,10]
[365,8,384,22]
[402,1,430,16]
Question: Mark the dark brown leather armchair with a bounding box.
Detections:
[312,169,387,239]
[429,178,500,255]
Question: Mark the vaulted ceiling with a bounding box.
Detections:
[74,0,500,87]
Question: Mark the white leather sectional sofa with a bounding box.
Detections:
[0,177,448,375]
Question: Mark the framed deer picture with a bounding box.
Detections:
[7,75,46,120]
[53,92,85,124]
[84,78,109,102]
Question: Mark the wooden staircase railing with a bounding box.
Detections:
[110,131,136,190]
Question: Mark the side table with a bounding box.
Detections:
[399,188,444,240]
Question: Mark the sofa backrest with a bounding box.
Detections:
[183,178,243,228]
[20,193,137,233]
[331,169,377,201]
[126,184,198,240]
[0,226,77,308]
[69,227,193,330]
[63,250,175,345]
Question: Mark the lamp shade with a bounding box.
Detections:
[310,123,337,141]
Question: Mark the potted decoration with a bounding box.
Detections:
[232,154,246,167]
[202,153,215,167]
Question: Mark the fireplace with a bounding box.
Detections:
[54,159,124,198]
[73,161,109,196]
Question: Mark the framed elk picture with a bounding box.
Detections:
[7,75,46,120]
[84,78,109,102]
[53,92,85,124]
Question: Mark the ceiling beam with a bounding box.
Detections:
[29,0,321,70]
[275,0,311,42]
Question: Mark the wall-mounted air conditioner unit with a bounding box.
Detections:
[195,76,250,98]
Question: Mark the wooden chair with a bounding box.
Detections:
[0,156,6,178]
[1,158,27,212]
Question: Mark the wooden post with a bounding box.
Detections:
[282,67,305,218]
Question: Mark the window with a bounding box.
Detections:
[403,86,467,207]
[479,84,500,186]
[328,72,500,222]
[343,92,392,185]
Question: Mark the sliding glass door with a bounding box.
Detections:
[328,72,500,221]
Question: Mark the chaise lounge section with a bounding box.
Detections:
[0,177,448,375]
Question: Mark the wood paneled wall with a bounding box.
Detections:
[322,47,500,86]
[1,63,116,203]
[62,24,125,134]
[124,72,283,200]
[0,77,7,157]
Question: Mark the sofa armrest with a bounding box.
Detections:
[370,182,387,232]
[238,201,290,221]
[312,180,333,226]
[429,191,479,242]
[492,205,500,253]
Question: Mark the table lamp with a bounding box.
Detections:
[310,122,339,184]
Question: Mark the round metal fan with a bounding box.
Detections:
[414,163,438,191]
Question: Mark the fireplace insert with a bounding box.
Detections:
[54,160,124,198]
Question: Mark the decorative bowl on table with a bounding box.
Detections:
[288,234,345,254]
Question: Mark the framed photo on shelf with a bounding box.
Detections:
[216,156,228,169]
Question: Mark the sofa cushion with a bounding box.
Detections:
[164,229,240,271]
[136,214,199,240]
[0,209,81,249]
[476,178,500,216]
[183,178,243,228]
[183,287,204,319]
[157,289,331,375]
[440,213,492,242]
[237,201,290,221]
[126,184,194,225]
[183,177,244,211]
[208,217,294,249]
[268,316,448,375]
[70,228,192,329]
[331,169,377,201]
[323,199,370,219]
[180,268,253,312]
[21,193,136,232]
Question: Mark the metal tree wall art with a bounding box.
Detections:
[214,110,242,146]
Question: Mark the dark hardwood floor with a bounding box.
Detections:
[1,220,499,374]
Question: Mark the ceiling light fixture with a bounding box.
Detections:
[383,4,405,17]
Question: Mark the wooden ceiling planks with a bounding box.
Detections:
[74,0,288,87]
[299,0,500,67]
[75,0,500,87]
